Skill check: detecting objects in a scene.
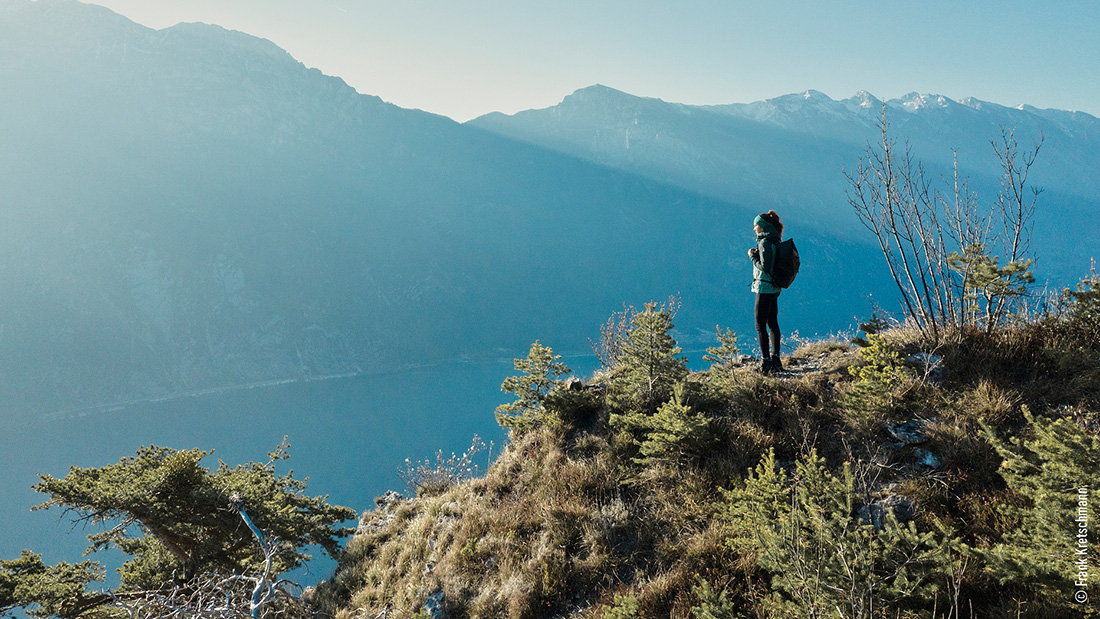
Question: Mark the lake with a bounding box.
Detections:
[0,358,569,587]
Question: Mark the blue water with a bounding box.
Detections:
[0,359,557,587]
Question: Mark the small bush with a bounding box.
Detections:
[613,384,715,468]
[399,436,485,497]
[981,407,1100,607]
[721,449,959,619]
[1064,266,1100,345]
[691,575,741,619]
[703,326,740,379]
[603,592,640,619]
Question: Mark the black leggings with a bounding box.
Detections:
[755,293,781,359]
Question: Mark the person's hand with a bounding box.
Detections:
[748,247,757,257]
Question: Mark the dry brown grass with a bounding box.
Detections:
[313,317,1100,619]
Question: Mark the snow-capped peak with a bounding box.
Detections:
[894,92,957,113]
[841,90,882,113]
[958,97,985,111]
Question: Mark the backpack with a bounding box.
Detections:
[771,238,800,288]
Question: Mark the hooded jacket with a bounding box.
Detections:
[750,226,782,295]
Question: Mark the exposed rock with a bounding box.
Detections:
[374,490,406,508]
[914,448,942,469]
[300,585,316,604]
[886,419,930,445]
[357,490,406,535]
[859,493,916,529]
[422,590,447,619]
[907,352,945,383]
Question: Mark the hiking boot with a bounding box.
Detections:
[770,356,783,373]
[755,358,772,373]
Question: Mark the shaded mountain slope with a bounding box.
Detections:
[470,85,1100,268]
[0,1,887,418]
[2,1,1095,420]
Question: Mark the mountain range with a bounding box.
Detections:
[1,0,1097,419]
[471,84,1100,232]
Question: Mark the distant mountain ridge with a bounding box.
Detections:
[470,85,1100,223]
[1,0,1097,418]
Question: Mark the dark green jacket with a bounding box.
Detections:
[751,229,782,294]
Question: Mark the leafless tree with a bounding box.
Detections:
[846,107,949,339]
[846,106,1043,337]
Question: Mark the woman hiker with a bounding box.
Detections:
[748,210,784,374]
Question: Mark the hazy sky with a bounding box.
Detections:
[89,0,1099,122]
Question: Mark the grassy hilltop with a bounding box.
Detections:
[310,278,1100,619]
[3,278,1097,619]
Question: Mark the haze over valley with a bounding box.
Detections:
[1,0,1098,588]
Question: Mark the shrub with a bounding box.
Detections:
[612,384,715,468]
[399,435,486,497]
[603,592,640,619]
[721,449,958,619]
[1064,267,1100,347]
[691,575,741,619]
[843,333,907,428]
[703,326,740,378]
[981,407,1100,606]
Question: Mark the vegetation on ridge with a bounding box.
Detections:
[5,117,1098,618]
[310,268,1100,619]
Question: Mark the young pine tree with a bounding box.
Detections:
[1065,267,1100,346]
[721,449,957,619]
[496,340,571,435]
[948,243,1035,333]
[703,326,740,379]
[613,384,715,467]
[981,407,1100,607]
[608,300,688,412]
[844,333,907,423]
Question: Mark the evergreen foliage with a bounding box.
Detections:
[604,300,701,466]
[608,300,688,412]
[981,407,1100,602]
[721,449,957,619]
[948,243,1035,332]
[844,333,906,419]
[496,340,571,435]
[2,441,355,618]
[702,326,740,378]
[1065,266,1100,344]
[690,575,740,619]
[603,593,640,619]
[613,384,715,466]
[0,552,103,619]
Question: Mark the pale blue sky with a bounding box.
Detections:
[90,0,1099,122]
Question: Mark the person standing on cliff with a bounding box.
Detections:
[748,210,784,374]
